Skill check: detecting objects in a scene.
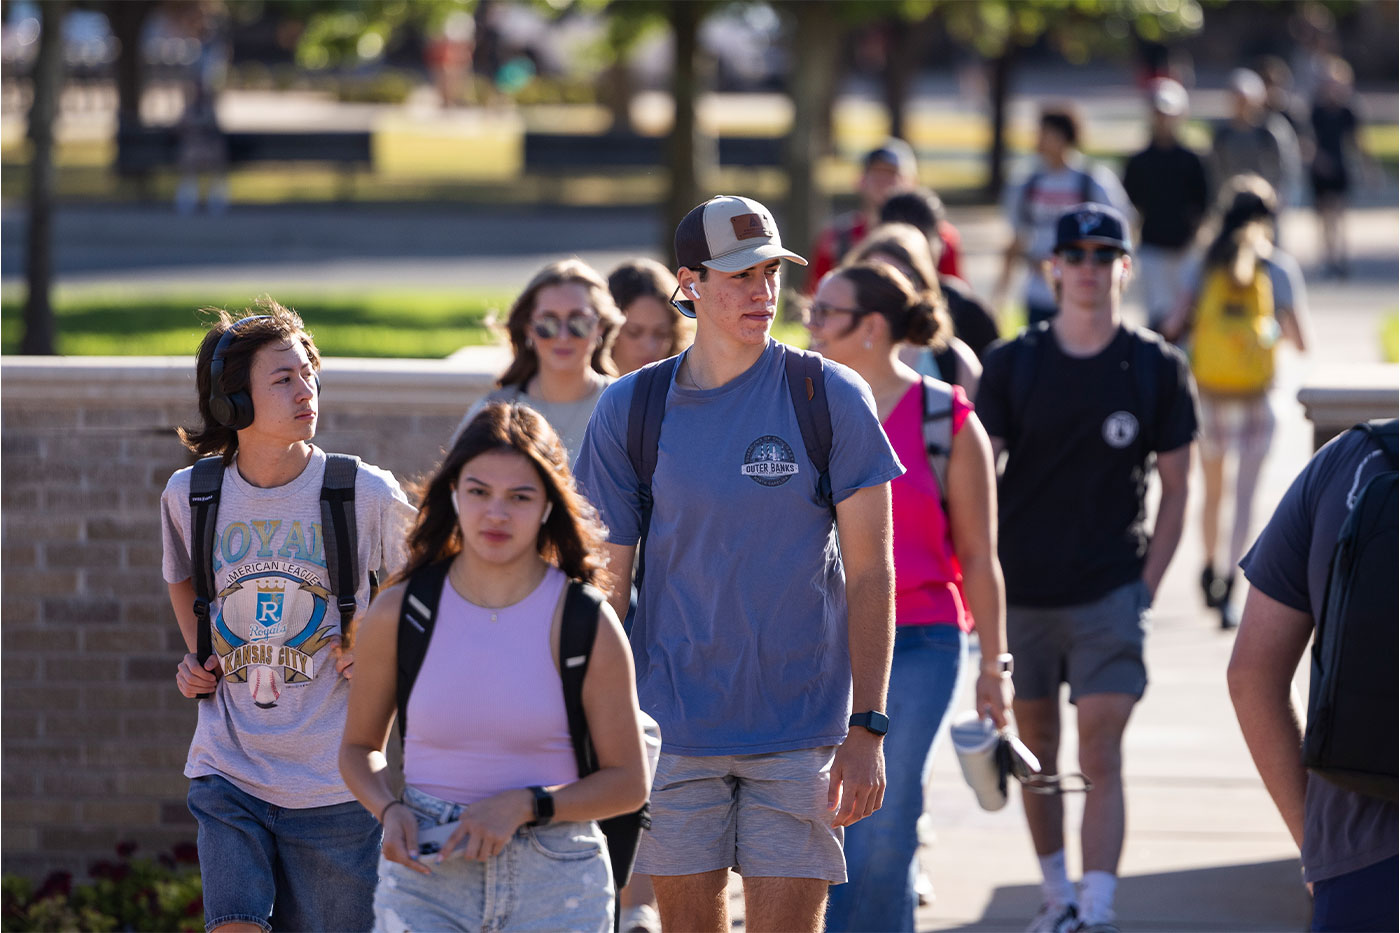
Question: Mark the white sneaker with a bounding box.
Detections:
[619,903,661,933]
[1026,901,1079,933]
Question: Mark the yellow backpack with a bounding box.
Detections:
[1190,264,1279,395]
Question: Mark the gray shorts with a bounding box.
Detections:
[1007,579,1151,703]
[635,746,846,883]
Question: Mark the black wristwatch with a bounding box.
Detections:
[527,786,554,826]
[849,711,890,737]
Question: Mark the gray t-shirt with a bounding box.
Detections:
[452,378,613,467]
[575,340,904,756]
[1241,428,1398,883]
[162,447,413,808]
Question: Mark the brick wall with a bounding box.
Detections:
[0,352,502,879]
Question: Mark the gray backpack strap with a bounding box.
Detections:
[188,456,225,700]
[920,377,955,514]
[319,453,362,636]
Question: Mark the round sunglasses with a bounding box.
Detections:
[530,313,598,340]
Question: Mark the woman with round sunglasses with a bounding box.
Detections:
[844,222,983,398]
[341,402,649,933]
[606,258,694,376]
[806,261,1011,933]
[452,259,623,465]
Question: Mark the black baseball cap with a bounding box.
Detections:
[1053,203,1132,254]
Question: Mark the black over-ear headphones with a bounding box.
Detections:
[208,315,271,431]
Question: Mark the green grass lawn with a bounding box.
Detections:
[0,289,515,357]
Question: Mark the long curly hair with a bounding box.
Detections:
[398,401,610,589]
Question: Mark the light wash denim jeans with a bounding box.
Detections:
[825,624,967,933]
[374,784,614,933]
[186,774,381,932]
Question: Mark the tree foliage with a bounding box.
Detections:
[940,0,1204,62]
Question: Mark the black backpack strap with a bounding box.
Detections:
[921,376,955,514]
[395,559,452,747]
[625,356,680,588]
[320,453,361,638]
[188,456,225,700]
[1008,321,1051,443]
[559,580,606,779]
[783,346,835,514]
[1130,329,1163,453]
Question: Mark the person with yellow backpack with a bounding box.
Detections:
[1165,175,1311,628]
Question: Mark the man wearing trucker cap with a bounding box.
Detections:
[576,195,902,932]
[976,203,1197,932]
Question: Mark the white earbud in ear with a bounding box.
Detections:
[688,283,700,299]
[541,502,554,524]
[450,492,460,515]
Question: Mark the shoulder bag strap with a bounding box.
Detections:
[320,453,362,637]
[921,376,955,514]
[188,457,225,700]
[626,356,680,587]
[559,580,604,779]
[395,559,452,748]
[783,346,835,514]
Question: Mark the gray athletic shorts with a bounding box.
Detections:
[634,745,846,883]
[1007,579,1151,703]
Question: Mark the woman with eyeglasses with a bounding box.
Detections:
[605,259,694,376]
[451,259,624,465]
[843,222,983,399]
[806,261,1011,933]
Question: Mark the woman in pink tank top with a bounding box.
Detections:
[807,262,1012,933]
[341,402,648,932]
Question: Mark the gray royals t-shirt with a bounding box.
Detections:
[1241,428,1398,883]
[575,340,903,756]
[162,446,413,808]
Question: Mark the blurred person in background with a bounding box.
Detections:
[1123,78,1210,334]
[1165,175,1311,630]
[879,189,1002,358]
[174,3,231,216]
[606,259,693,375]
[845,222,982,397]
[1308,55,1363,279]
[451,259,622,464]
[1211,69,1303,227]
[806,261,1010,933]
[807,139,964,291]
[995,106,1133,325]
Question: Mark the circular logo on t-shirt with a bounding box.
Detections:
[1102,411,1139,449]
[741,435,800,486]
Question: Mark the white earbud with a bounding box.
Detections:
[450,492,460,515]
[688,283,700,299]
[541,502,554,524]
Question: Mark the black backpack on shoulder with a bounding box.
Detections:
[1301,420,1399,800]
[395,560,650,887]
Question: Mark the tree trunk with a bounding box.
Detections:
[783,2,843,292]
[22,0,65,356]
[106,0,155,178]
[985,47,1014,201]
[663,0,713,258]
[881,19,925,143]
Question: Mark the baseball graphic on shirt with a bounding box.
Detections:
[211,567,338,703]
[1103,411,1139,449]
[249,665,282,709]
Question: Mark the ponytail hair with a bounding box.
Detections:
[1206,174,1278,287]
[833,261,951,351]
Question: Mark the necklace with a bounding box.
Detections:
[449,562,546,623]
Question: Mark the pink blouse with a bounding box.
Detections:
[884,381,974,632]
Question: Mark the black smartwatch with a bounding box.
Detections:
[527,786,554,826]
[849,711,890,736]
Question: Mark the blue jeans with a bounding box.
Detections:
[1311,854,1398,931]
[826,624,967,933]
[187,774,381,932]
[375,784,614,932]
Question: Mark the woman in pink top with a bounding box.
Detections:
[341,402,648,932]
[807,262,1012,933]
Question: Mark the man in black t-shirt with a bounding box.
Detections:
[976,204,1198,933]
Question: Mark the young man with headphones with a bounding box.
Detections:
[977,204,1197,933]
[160,302,413,932]
[576,196,903,933]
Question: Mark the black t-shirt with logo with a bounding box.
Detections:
[977,324,1198,607]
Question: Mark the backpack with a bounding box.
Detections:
[1189,264,1277,395]
[920,376,955,515]
[188,453,365,700]
[1006,321,1163,452]
[396,560,651,888]
[625,345,833,587]
[1301,420,1399,800]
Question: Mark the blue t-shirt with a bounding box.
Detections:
[1241,427,1399,883]
[575,340,903,756]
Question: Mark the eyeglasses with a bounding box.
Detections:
[805,303,865,327]
[530,314,598,340]
[1059,246,1123,266]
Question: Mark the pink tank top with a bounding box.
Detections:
[403,565,579,805]
[885,382,975,632]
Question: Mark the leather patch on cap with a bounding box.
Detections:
[730,212,775,240]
